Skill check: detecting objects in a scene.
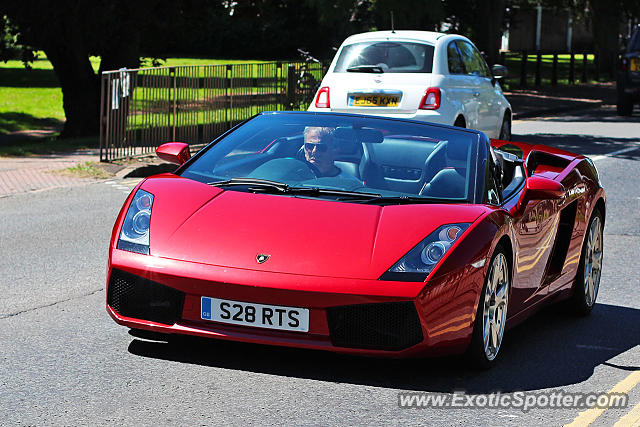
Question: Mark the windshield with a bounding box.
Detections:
[333,41,434,73]
[180,113,478,203]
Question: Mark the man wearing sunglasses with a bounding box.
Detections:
[303,127,361,182]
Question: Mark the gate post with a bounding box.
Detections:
[520,50,527,87]
[287,64,296,109]
[170,67,177,141]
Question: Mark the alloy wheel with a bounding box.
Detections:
[583,216,603,307]
[483,253,509,361]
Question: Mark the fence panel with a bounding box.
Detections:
[501,51,599,89]
[100,60,327,162]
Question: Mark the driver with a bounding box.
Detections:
[303,126,361,182]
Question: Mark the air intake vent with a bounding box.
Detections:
[327,302,423,351]
[107,269,184,325]
[547,200,578,280]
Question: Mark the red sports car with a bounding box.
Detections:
[106,111,605,368]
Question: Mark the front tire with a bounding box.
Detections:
[571,210,604,315]
[467,247,511,369]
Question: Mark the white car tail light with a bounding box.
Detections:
[419,87,441,110]
[315,87,330,108]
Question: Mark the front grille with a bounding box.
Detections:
[326,302,423,351]
[107,269,184,325]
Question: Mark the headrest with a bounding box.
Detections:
[446,138,469,162]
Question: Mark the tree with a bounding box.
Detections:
[587,0,639,77]
[0,1,166,138]
[443,0,506,65]
[511,0,639,77]
[370,0,444,32]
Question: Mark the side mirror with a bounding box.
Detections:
[156,142,191,165]
[512,176,564,215]
[524,176,565,200]
[491,64,508,80]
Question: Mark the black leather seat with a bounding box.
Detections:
[335,161,360,178]
[420,139,469,197]
[419,169,466,198]
[358,143,388,189]
[423,139,468,182]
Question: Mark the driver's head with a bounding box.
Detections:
[303,126,336,174]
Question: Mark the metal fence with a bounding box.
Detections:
[99,61,328,162]
[500,51,606,88]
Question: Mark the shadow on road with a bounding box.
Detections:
[512,133,640,159]
[521,107,640,123]
[128,303,639,393]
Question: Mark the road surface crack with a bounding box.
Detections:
[0,288,104,320]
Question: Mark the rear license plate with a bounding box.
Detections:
[350,94,399,107]
[631,58,640,72]
[201,297,309,332]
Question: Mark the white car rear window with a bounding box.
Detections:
[333,41,434,73]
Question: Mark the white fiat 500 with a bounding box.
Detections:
[308,31,512,140]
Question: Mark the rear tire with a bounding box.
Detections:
[571,210,604,315]
[467,246,511,369]
[498,114,512,140]
[454,116,466,128]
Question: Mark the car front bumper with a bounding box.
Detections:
[107,248,482,357]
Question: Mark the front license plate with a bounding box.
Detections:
[201,297,309,332]
[350,94,399,107]
[631,58,640,72]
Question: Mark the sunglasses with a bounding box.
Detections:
[304,142,329,153]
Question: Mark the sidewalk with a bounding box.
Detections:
[506,82,615,119]
[0,82,618,197]
[0,149,103,197]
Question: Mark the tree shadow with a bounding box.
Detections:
[0,112,62,136]
[128,303,640,394]
[0,67,61,88]
[520,107,640,123]
[512,133,640,160]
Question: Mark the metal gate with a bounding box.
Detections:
[99,61,327,162]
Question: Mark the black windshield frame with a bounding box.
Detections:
[176,112,486,204]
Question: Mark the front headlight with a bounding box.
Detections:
[380,223,470,281]
[117,189,154,255]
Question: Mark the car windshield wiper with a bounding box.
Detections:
[346,65,385,73]
[340,194,459,205]
[207,177,291,192]
[207,179,459,204]
[208,178,381,198]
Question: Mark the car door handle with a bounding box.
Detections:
[472,92,480,97]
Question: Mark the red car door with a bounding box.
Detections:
[510,197,559,312]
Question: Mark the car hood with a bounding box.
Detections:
[142,176,486,280]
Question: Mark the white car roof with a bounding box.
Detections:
[341,30,458,46]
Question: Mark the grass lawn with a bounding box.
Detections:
[0,53,265,155]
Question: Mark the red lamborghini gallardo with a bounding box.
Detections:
[106,111,605,367]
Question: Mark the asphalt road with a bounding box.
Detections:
[1,106,639,426]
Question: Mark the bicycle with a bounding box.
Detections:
[291,48,323,110]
